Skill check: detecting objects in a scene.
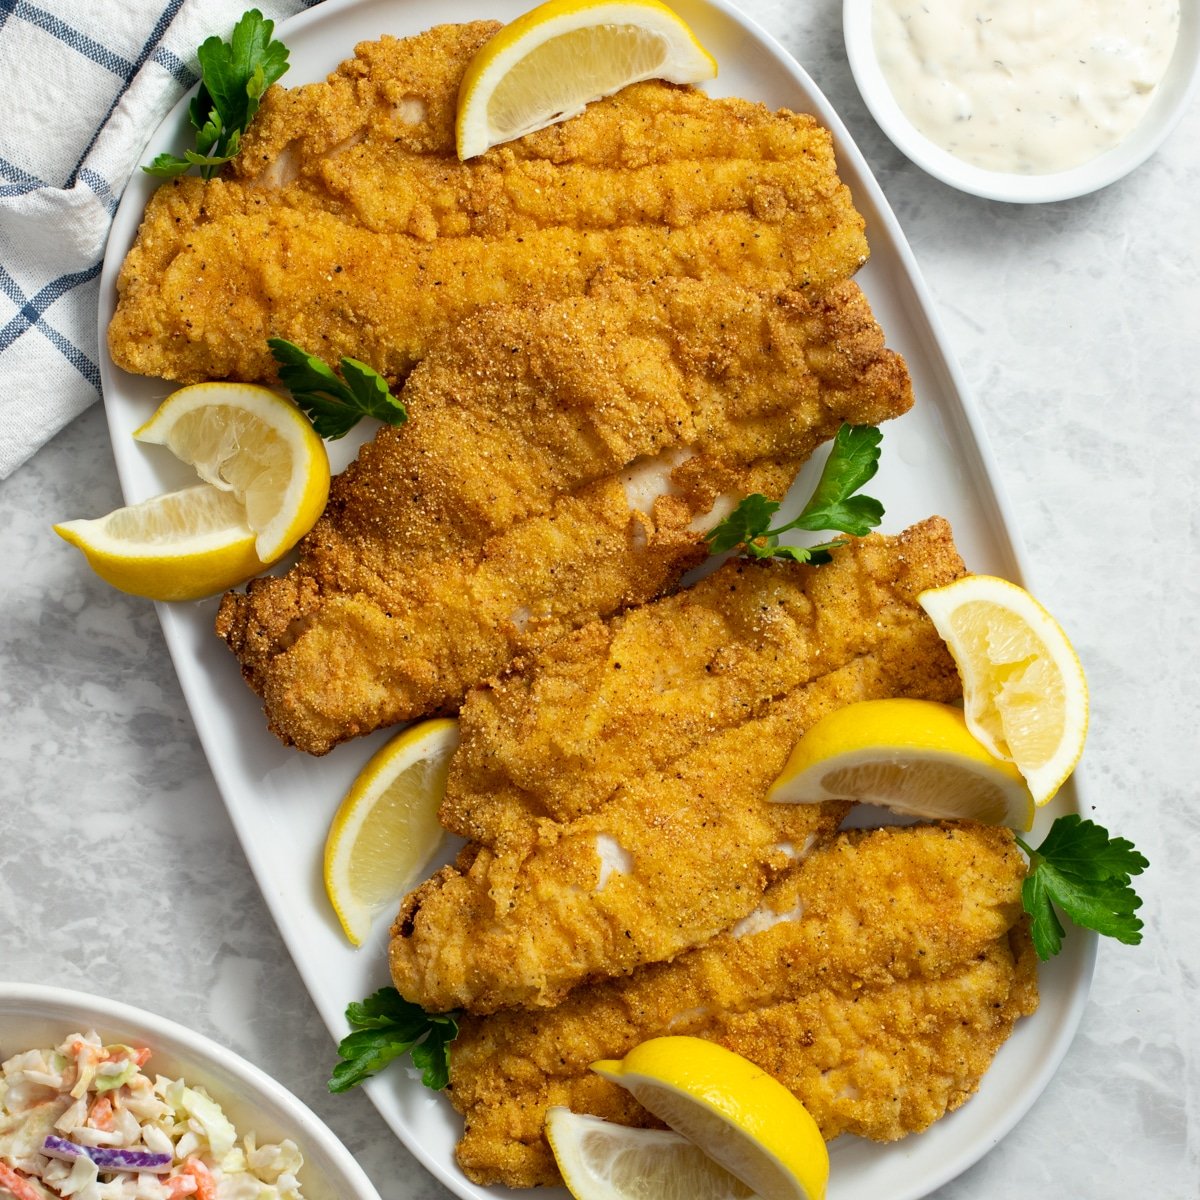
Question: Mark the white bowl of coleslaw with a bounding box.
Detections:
[0,984,381,1200]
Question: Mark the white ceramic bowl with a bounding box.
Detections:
[843,0,1200,202]
[0,984,381,1200]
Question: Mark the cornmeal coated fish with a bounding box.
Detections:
[388,519,966,1015]
[107,22,869,386]
[442,514,961,847]
[446,822,1039,1188]
[215,277,913,755]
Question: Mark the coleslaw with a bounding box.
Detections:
[0,1032,305,1199]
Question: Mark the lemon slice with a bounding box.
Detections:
[546,1108,756,1200]
[134,382,330,562]
[54,484,267,602]
[456,0,718,159]
[918,575,1089,806]
[591,1037,829,1200]
[324,718,460,946]
[766,698,1034,830]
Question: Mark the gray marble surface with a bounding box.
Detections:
[2,1,1198,1196]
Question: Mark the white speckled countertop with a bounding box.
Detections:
[2,1,1197,1196]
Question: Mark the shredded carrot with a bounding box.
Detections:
[87,1094,116,1130]
[164,1176,198,1198]
[0,1160,46,1200]
[182,1157,217,1200]
[99,1044,150,1066]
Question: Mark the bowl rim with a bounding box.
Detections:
[842,0,1200,203]
[0,982,382,1200]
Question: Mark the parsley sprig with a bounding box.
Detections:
[268,338,408,439]
[328,987,458,1093]
[1017,815,1148,960]
[144,10,289,179]
[706,424,885,563]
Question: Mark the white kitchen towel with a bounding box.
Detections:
[0,0,321,479]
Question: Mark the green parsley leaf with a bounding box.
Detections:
[191,102,224,158]
[409,1023,457,1091]
[344,989,432,1035]
[765,539,848,565]
[1016,815,1148,960]
[143,10,289,180]
[268,338,407,439]
[328,987,458,1094]
[142,153,195,180]
[705,494,781,555]
[705,424,885,561]
[144,145,245,180]
[198,12,289,136]
[750,541,813,563]
[790,424,885,537]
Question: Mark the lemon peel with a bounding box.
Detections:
[545,1107,756,1200]
[56,383,330,602]
[919,574,1088,805]
[767,697,1035,830]
[456,0,717,159]
[54,485,265,603]
[590,1036,828,1200]
[134,381,330,562]
[323,719,460,946]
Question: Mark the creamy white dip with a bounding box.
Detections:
[871,0,1180,174]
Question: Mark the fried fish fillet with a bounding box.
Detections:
[446,822,1039,1188]
[107,23,869,386]
[216,277,913,754]
[441,515,961,847]
[388,519,966,1014]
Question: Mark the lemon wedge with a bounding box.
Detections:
[545,1108,756,1200]
[54,484,267,602]
[766,698,1034,830]
[590,1037,829,1200]
[56,383,330,601]
[324,718,460,946]
[456,0,718,159]
[134,381,330,562]
[918,575,1088,806]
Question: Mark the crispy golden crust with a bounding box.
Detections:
[446,823,1039,1188]
[387,520,966,1015]
[215,278,913,754]
[444,515,963,842]
[107,23,868,385]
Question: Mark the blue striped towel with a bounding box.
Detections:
[0,0,319,478]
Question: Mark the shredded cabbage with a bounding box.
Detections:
[93,1062,138,1096]
[178,1085,237,1162]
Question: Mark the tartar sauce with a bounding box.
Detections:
[872,0,1180,174]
